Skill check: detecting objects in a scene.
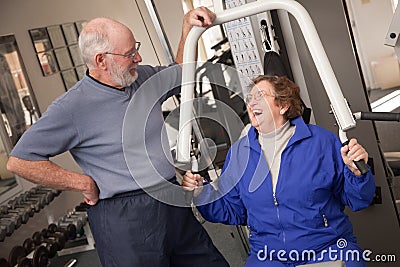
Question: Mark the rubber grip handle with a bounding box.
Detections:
[342,140,369,175]
[184,190,194,205]
[360,112,400,122]
[354,160,369,175]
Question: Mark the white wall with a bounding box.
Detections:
[0,0,169,113]
[0,0,184,177]
[153,0,185,59]
[346,0,399,89]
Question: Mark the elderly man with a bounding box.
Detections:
[8,7,229,267]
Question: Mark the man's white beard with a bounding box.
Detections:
[110,59,138,87]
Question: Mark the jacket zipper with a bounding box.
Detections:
[322,214,329,227]
[273,193,286,245]
[273,192,278,206]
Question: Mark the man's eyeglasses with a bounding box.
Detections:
[104,42,141,60]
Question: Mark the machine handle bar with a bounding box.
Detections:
[354,112,400,122]
[342,140,369,175]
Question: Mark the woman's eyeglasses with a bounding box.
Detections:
[245,91,275,104]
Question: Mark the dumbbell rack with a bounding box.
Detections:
[0,189,95,266]
[56,204,95,257]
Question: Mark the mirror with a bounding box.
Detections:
[0,34,40,203]
[29,28,59,76]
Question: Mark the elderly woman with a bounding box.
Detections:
[183,75,375,267]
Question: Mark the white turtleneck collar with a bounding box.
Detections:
[258,120,295,192]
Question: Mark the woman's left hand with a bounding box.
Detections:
[340,138,368,176]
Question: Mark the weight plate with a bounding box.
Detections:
[32,246,48,267]
[47,223,58,233]
[66,223,77,240]
[8,246,26,266]
[22,238,36,254]
[31,232,43,246]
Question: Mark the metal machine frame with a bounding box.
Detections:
[177,0,356,163]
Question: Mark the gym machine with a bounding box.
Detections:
[177,0,361,163]
[176,0,400,265]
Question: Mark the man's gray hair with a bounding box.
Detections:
[78,27,113,69]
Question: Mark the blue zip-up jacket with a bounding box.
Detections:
[195,117,375,261]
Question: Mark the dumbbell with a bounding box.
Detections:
[26,190,53,206]
[30,187,61,202]
[18,193,46,209]
[8,245,26,266]
[6,209,29,224]
[8,198,40,213]
[15,206,34,218]
[68,210,87,227]
[22,238,36,255]
[59,215,84,234]
[33,186,61,196]
[0,220,15,236]
[74,202,89,212]
[23,236,57,259]
[32,230,66,252]
[48,223,76,241]
[28,189,55,204]
[8,245,48,267]
[0,213,22,229]
[41,228,68,249]
[0,227,6,242]
[6,201,35,217]
[15,194,42,209]
[0,206,9,214]
[66,209,88,222]
[58,219,81,239]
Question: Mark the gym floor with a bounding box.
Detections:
[48,221,248,267]
[1,190,248,266]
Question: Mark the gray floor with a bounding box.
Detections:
[49,250,101,267]
[203,221,248,267]
[1,189,248,266]
[48,221,248,267]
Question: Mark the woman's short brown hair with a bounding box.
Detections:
[250,75,303,120]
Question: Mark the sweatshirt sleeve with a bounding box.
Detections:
[138,64,182,103]
[332,137,376,211]
[341,165,376,211]
[195,150,248,225]
[10,102,79,161]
